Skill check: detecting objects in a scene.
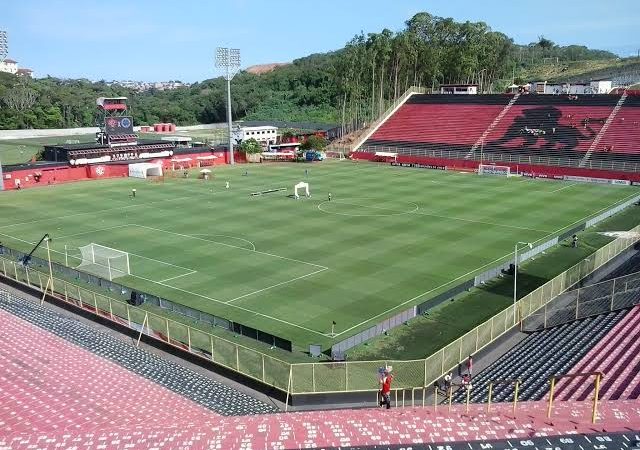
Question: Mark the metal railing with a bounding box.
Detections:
[548,372,603,424]
[326,86,428,154]
[1,224,638,399]
[522,269,640,332]
[360,144,640,174]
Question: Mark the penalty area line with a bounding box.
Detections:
[159,270,198,283]
[0,229,329,338]
[225,267,329,304]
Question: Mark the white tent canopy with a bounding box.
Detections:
[129,163,163,179]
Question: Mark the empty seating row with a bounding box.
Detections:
[452,309,628,404]
[554,306,640,401]
[596,96,640,155]
[360,93,640,173]
[0,289,277,416]
[2,399,640,450]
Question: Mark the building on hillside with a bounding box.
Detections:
[530,80,613,95]
[440,84,478,95]
[0,58,18,75]
[234,126,278,146]
[16,68,33,78]
[0,58,33,77]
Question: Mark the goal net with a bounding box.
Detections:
[325,150,348,160]
[478,164,511,177]
[77,243,131,281]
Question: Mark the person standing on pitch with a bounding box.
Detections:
[305,168,308,177]
[131,189,136,198]
[378,366,394,409]
[328,192,332,201]
[225,181,230,189]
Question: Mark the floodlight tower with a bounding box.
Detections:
[0,30,7,63]
[216,47,241,165]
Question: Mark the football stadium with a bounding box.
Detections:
[2,5,640,449]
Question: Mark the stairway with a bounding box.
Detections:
[579,91,628,167]
[466,92,521,159]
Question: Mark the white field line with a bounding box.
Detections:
[56,224,131,240]
[159,270,198,283]
[133,224,328,270]
[0,194,195,230]
[190,234,256,251]
[0,178,291,231]
[332,189,640,337]
[225,267,329,304]
[319,199,551,233]
[550,183,577,193]
[0,229,328,337]
[414,210,552,233]
[126,272,328,337]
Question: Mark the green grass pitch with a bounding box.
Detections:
[0,160,637,350]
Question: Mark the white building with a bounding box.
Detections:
[0,58,18,75]
[530,80,613,95]
[236,126,278,145]
[440,84,478,95]
[0,58,33,77]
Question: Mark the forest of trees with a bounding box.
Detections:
[0,12,619,130]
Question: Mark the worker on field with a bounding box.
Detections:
[131,188,136,198]
[328,192,332,201]
[225,181,230,189]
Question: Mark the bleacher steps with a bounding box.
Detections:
[466,92,521,159]
[579,91,628,168]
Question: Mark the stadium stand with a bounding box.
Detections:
[2,288,640,448]
[553,306,640,402]
[452,309,630,404]
[595,95,640,156]
[0,289,277,416]
[357,92,640,175]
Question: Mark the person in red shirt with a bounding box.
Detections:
[379,366,394,409]
[466,355,473,377]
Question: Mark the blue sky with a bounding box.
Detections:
[2,0,639,82]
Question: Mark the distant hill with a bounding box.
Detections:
[245,63,290,75]
[0,11,634,130]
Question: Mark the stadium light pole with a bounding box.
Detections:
[513,241,533,324]
[216,47,241,165]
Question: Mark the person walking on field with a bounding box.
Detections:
[379,366,394,409]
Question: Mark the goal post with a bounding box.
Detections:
[294,182,310,199]
[78,243,131,281]
[478,164,511,177]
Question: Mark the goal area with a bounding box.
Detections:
[478,164,511,177]
[77,243,131,281]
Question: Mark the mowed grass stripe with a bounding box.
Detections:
[0,160,637,346]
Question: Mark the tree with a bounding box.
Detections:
[300,135,327,151]
[238,138,262,154]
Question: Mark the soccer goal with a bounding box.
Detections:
[294,181,310,199]
[77,243,131,281]
[478,164,511,177]
[325,150,348,160]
